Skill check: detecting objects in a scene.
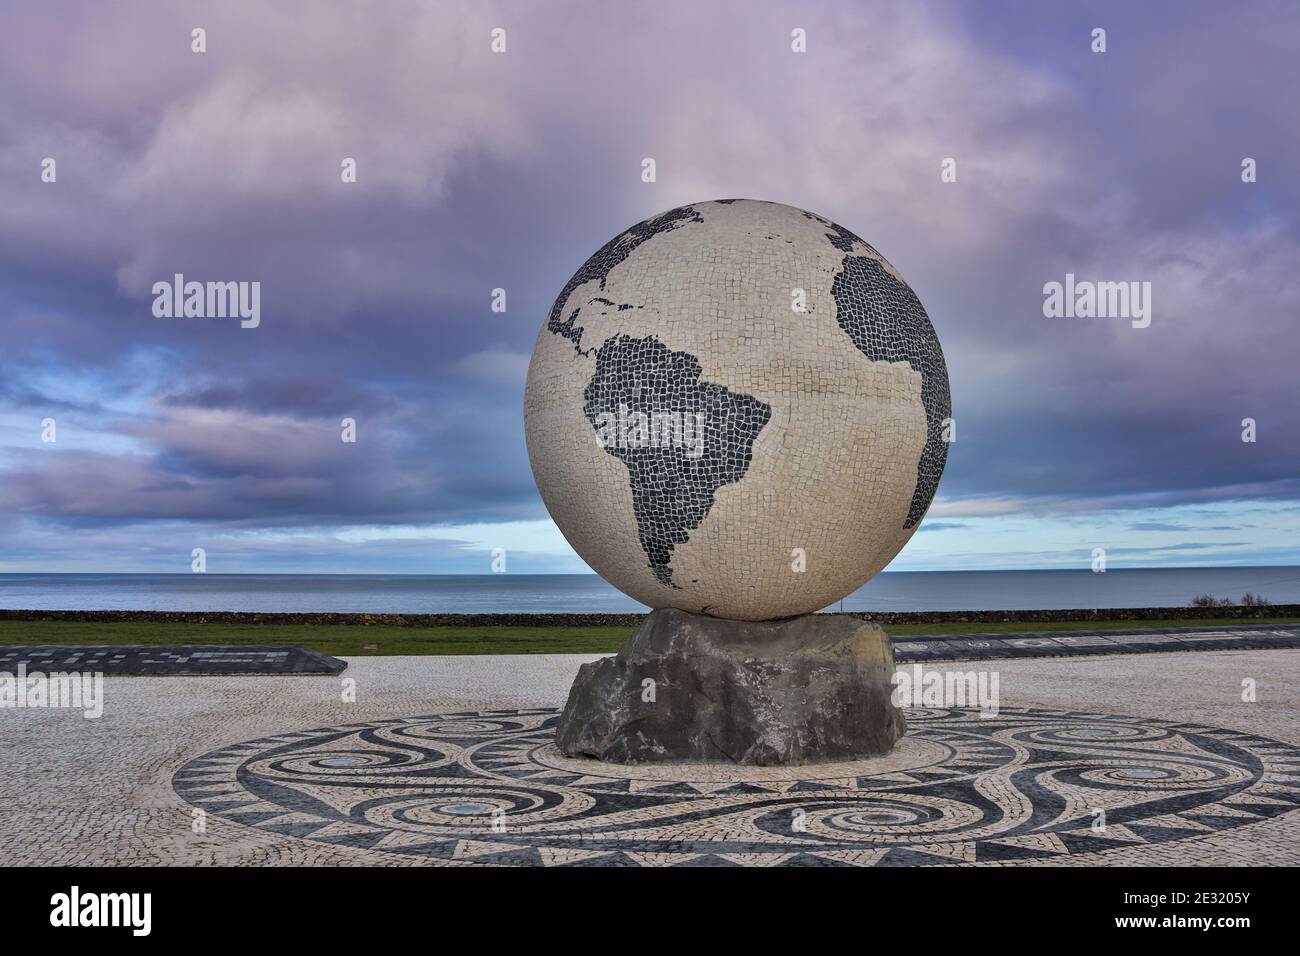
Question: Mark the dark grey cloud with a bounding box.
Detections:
[1,0,1297,569]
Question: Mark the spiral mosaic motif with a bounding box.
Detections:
[173,707,1300,866]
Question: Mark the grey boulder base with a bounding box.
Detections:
[556,607,905,766]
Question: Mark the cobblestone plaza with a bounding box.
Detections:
[5,648,1297,867]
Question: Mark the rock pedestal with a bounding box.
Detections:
[555,608,904,766]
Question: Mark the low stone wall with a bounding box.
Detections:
[1,605,1296,627]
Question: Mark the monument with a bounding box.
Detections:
[524,199,951,765]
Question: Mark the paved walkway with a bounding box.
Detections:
[0,645,345,675]
[2,624,1296,677]
[3,649,1298,866]
[894,623,1300,661]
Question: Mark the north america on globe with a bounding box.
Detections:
[524,199,952,620]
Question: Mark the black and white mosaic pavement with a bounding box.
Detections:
[0,645,347,675]
[174,706,1300,866]
[893,624,1300,662]
[3,628,1293,679]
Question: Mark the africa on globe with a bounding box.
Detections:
[524,199,951,622]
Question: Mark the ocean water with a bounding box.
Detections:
[1,568,1298,613]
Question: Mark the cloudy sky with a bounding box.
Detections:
[2,0,1297,574]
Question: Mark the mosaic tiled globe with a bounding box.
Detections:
[524,199,951,620]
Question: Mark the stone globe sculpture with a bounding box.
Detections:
[524,199,951,764]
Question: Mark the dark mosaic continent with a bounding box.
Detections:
[547,205,703,353]
[584,335,771,588]
[817,220,951,529]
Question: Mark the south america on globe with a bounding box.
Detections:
[524,199,951,622]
